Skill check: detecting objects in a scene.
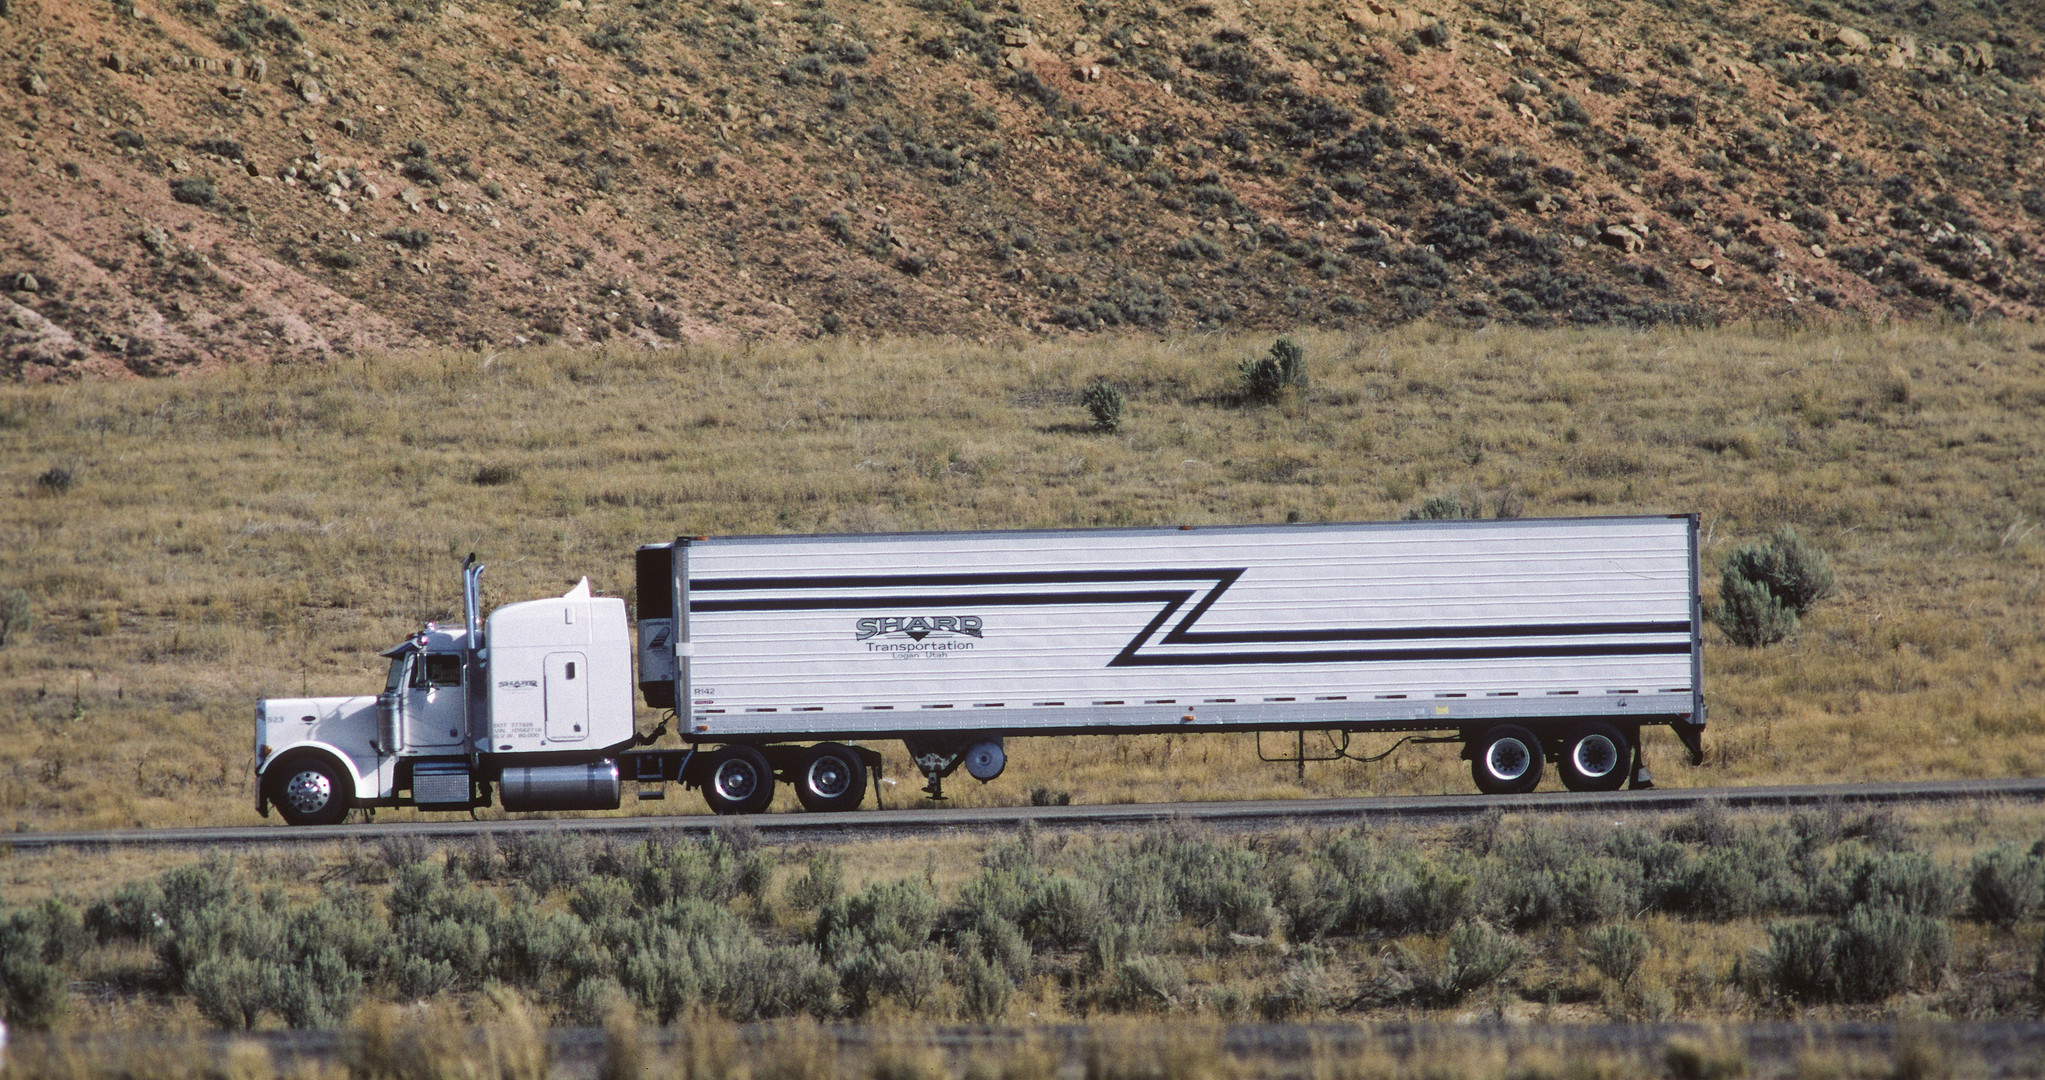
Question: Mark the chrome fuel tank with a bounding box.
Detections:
[498,760,620,812]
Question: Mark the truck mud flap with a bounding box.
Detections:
[1673,722,1706,766]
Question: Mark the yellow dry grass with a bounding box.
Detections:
[3,320,2043,829]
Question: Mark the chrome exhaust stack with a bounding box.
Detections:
[462,553,485,649]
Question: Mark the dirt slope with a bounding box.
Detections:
[1,0,2041,377]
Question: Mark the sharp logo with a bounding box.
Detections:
[497,679,539,690]
[855,615,984,641]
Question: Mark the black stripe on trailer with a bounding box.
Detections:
[688,570,1690,667]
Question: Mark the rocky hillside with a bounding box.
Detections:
[2,0,2041,377]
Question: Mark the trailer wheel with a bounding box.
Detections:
[795,743,868,813]
[1470,725,1544,795]
[266,754,350,826]
[703,746,775,815]
[1559,721,1630,792]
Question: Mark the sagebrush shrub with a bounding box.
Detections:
[1583,923,1647,987]
[1968,843,2044,927]
[1238,337,1307,403]
[1766,908,1949,1003]
[1406,495,1478,520]
[1717,527,1834,648]
[785,853,844,911]
[957,947,1012,1021]
[1103,953,1190,1011]
[1080,380,1123,432]
[170,176,217,206]
[0,588,31,647]
[1713,569,1798,647]
[1430,920,1521,1003]
[1838,848,1955,917]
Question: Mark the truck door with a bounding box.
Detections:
[544,652,590,742]
[406,653,467,750]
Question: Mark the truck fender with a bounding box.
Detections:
[259,740,379,801]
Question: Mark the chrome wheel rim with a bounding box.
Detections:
[1573,735,1620,779]
[1486,738,1532,782]
[284,770,333,815]
[807,756,851,799]
[713,759,759,802]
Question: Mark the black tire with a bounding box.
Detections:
[795,743,868,813]
[1470,725,1545,795]
[266,754,351,826]
[702,745,775,815]
[1559,721,1630,792]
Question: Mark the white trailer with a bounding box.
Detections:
[254,516,1705,825]
[633,515,1705,813]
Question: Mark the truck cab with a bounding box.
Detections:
[256,558,638,825]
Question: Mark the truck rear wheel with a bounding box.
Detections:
[1559,721,1630,792]
[1470,725,1544,795]
[795,743,868,813]
[266,754,351,826]
[703,746,775,815]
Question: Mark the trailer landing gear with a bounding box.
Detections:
[903,736,1004,801]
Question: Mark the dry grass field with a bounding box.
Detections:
[3,321,2044,829]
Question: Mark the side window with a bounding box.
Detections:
[423,654,464,688]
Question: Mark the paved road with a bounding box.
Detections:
[6,777,2043,853]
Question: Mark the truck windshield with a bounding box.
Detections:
[384,654,410,693]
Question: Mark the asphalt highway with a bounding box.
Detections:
[6,776,2043,853]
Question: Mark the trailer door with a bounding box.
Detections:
[544,652,590,742]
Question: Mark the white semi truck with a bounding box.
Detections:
[255,516,1707,825]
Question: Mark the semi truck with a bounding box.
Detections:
[254,515,1708,825]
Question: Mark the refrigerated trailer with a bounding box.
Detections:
[254,516,1706,825]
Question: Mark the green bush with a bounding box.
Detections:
[0,899,87,1029]
[169,176,218,207]
[1838,849,1955,917]
[1257,959,1334,1018]
[1717,526,1834,647]
[385,227,434,251]
[1765,908,1949,1003]
[498,829,592,896]
[818,878,939,954]
[1832,906,1950,1002]
[1968,843,2044,927]
[1238,337,1307,403]
[956,946,1013,1021]
[1079,380,1123,432]
[1427,920,1521,1003]
[1406,495,1478,520]
[0,587,31,647]
[1712,569,1798,647]
[1583,923,1648,987]
[785,852,845,911]
[1281,831,1472,939]
[621,929,701,1023]
[1101,953,1189,1011]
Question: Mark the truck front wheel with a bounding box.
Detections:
[703,746,775,815]
[795,743,868,813]
[1470,725,1544,795]
[266,754,351,826]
